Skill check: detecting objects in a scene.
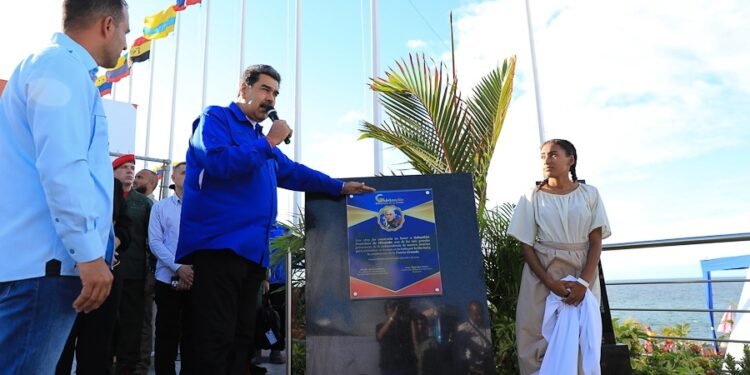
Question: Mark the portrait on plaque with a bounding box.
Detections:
[378,205,404,231]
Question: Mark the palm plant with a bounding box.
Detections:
[481,203,523,373]
[359,54,516,214]
[359,53,520,374]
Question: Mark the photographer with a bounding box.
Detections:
[376,300,417,375]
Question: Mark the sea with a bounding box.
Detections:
[605,279,745,340]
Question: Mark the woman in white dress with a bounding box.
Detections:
[507,139,611,374]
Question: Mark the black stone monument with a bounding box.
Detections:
[305,173,494,375]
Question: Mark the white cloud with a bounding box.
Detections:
[407,39,427,49]
[450,0,750,279]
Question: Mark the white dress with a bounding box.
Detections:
[507,183,611,375]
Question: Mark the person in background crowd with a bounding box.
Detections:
[134,168,159,201]
[149,162,195,375]
[112,154,154,375]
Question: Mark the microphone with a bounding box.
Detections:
[261,103,291,145]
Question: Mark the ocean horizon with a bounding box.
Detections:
[605,277,746,341]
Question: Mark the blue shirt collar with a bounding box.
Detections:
[52,32,99,81]
[228,102,264,134]
[170,194,182,205]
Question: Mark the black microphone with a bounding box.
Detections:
[261,103,291,145]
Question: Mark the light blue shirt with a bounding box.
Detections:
[0,33,114,282]
[148,195,182,284]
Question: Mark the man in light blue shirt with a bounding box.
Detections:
[0,1,129,372]
[148,162,195,374]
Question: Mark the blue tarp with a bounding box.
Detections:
[700,255,750,351]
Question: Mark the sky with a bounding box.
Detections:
[1,0,748,281]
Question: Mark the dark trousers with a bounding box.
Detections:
[137,272,156,375]
[135,272,156,375]
[56,270,123,375]
[268,283,286,351]
[154,280,194,375]
[115,279,146,373]
[191,250,265,375]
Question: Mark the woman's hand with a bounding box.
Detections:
[545,278,571,298]
[563,280,587,306]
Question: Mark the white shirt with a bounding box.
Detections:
[148,195,182,284]
[508,183,611,246]
[538,275,602,375]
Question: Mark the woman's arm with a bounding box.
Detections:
[564,227,602,305]
[521,243,569,297]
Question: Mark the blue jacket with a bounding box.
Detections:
[176,103,343,266]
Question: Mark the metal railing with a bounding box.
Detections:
[602,232,750,346]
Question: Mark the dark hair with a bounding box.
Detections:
[63,0,128,31]
[173,162,187,170]
[241,64,281,87]
[539,138,578,189]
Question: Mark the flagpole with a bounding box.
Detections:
[371,0,383,175]
[144,40,158,168]
[239,0,246,76]
[111,81,117,100]
[293,0,303,254]
[127,64,134,104]
[200,0,211,110]
[524,0,545,145]
[163,10,183,198]
[287,1,302,373]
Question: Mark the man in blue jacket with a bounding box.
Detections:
[176,64,374,374]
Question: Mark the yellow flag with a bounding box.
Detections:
[143,6,176,40]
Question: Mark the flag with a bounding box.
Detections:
[98,81,112,96]
[143,6,177,40]
[130,37,152,63]
[154,165,166,180]
[106,54,130,83]
[175,0,200,11]
[95,75,111,96]
[718,305,734,334]
[95,75,108,87]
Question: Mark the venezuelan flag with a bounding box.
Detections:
[95,75,108,87]
[106,55,130,83]
[98,81,112,96]
[130,37,151,63]
[154,165,166,180]
[143,6,176,40]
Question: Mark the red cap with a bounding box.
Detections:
[112,154,135,169]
